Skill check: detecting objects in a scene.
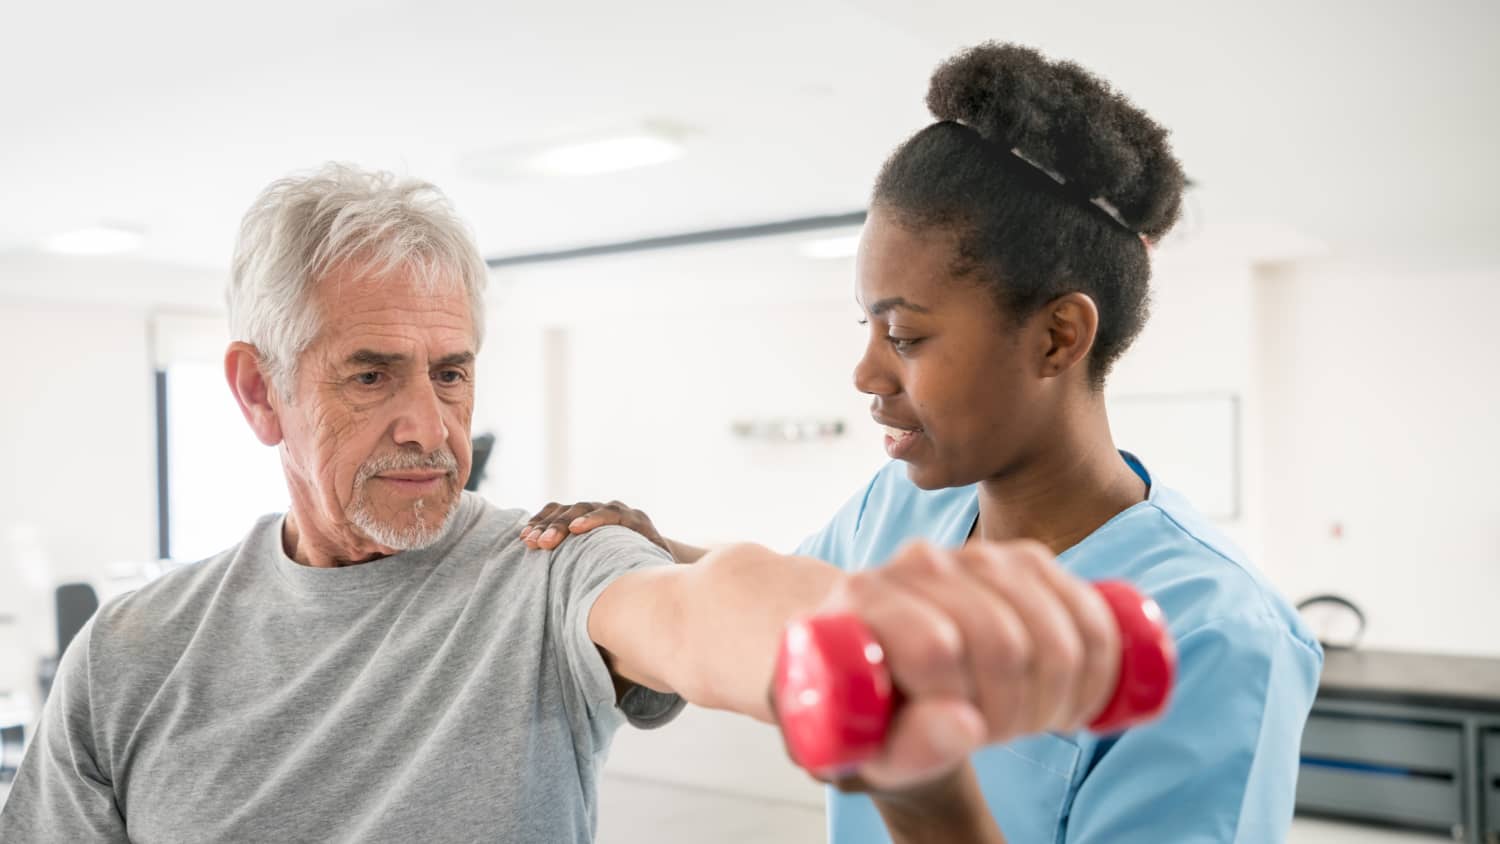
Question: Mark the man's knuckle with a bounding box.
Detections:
[914,623,964,673]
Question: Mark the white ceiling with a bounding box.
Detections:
[2,0,1496,308]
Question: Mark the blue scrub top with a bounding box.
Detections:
[796,453,1323,843]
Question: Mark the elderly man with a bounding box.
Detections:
[0,165,1122,844]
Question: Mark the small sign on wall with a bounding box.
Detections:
[729,418,847,443]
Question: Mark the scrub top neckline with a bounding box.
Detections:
[954,450,1157,566]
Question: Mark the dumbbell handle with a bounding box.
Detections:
[771,580,1176,779]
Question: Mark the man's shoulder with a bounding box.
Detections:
[455,492,527,535]
[89,513,288,672]
[549,524,674,570]
[444,493,532,566]
[91,539,246,657]
[460,491,663,563]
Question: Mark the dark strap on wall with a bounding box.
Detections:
[1295,593,1367,651]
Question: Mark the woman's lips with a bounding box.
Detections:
[881,424,923,459]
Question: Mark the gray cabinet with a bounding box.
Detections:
[1302,714,1463,771]
[1295,650,1500,842]
[1297,715,1463,832]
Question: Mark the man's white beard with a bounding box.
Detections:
[346,449,461,551]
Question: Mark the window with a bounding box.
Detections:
[155,316,285,562]
[161,360,287,561]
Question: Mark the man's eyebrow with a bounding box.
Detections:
[868,297,932,316]
[343,350,475,368]
[346,350,407,367]
[433,352,475,368]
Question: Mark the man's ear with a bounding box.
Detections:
[225,342,285,446]
[1037,292,1100,379]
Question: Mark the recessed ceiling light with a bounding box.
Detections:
[464,122,691,180]
[44,224,145,256]
[798,233,862,260]
[526,133,684,176]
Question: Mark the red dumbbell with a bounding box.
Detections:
[772,580,1176,779]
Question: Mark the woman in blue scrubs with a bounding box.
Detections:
[525,42,1322,843]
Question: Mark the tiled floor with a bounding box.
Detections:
[597,774,1452,844]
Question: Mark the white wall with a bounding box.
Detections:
[0,301,158,575]
[0,301,157,714]
[1255,261,1500,657]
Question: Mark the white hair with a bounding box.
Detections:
[228,163,488,396]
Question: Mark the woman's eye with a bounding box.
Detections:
[888,336,922,353]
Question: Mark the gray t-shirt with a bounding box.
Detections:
[0,492,683,843]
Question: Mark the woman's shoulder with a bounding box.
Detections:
[1077,485,1320,664]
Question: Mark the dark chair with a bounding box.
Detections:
[466,433,497,492]
[36,582,100,703]
[0,723,22,784]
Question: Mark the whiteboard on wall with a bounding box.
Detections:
[1107,393,1239,519]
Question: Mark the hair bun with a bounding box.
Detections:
[925,42,1185,238]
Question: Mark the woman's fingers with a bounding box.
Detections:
[519,500,664,551]
[878,543,1032,744]
[818,538,1124,792]
[953,541,1086,735]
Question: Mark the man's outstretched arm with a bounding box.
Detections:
[588,539,1121,786]
[587,542,840,723]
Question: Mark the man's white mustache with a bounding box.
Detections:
[355,450,459,485]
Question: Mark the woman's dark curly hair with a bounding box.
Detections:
[874,42,1187,387]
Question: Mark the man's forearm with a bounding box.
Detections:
[589,543,843,722]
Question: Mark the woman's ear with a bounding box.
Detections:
[1039,292,1100,379]
[225,342,285,446]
